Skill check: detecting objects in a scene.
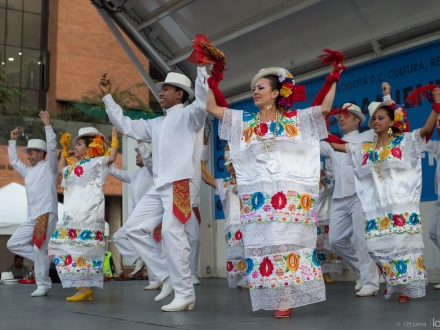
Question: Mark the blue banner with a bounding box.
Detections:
[213,41,440,219]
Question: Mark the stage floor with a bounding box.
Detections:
[1,279,439,330]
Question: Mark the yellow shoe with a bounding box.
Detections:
[66,289,93,301]
[323,273,333,283]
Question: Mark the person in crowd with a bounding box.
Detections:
[5,255,30,279]
[328,84,439,302]
[99,50,208,311]
[7,111,58,297]
[49,127,118,301]
[206,64,338,317]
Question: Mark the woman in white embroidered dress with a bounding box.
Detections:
[202,144,247,289]
[206,67,337,318]
[329,85,440,302]
[49,127,118,301]
[316,160,342,283]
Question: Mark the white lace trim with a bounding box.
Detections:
[242,222,317,251]
[59,273,103,289]
[362,203,420,220]
[237,178,319,197]
[385,280,427,299]
[226,273,248,289]
[249,278,326,311]
[321,263,343,274]
[226,246,245,260]
[366,233,425,254]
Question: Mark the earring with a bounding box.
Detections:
[388,127,393,137]
[85,155,90,160]
[266,104,273,111]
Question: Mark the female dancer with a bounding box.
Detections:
[202,144,247,289]
[49,127,118,301]
[329,84,439,302]
[206,66,338,317]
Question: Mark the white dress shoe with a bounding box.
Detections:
[191,275,200,285]
[356,288,378,297]
[144,283,162,290]
[31,288,50,297]
[434,283,440,290]
[130,258,145,276]
[355,279,362,291]
[161,297,196,312]
[154,279,173,301]
[379,276,386,284]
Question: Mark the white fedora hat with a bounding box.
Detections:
[334,103,366,124]
[367,100,393,129]
[0,271,16,283]
[21,139,47,154]
[135,143,151,154]
[156,72,194,99]
[250,67,290,90]
[72,127,103,146]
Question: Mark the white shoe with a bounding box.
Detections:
[144,283,162,290]
[154,278,173,302]
[31,288,50,297]
[161,297,196,312]
[130,258,145,276]
[379,276,386,284]
[191,275,200,285]
[434,283,440,290]
[356,288,378,297]
[355,279,362,291]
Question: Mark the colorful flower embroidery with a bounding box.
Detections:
[271,191,287,210]
[361,135,404,167]
[416,256,424,271]
[245,258,254,275]
[365,212,422,238]
[284,253,299,272]
[299,194,312,212]
[251,192,265,210]
[259,257,274,277]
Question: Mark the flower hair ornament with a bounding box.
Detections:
[277,69,306,110]
[388,103,410,135]
[86,134,105,158]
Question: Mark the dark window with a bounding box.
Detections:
[6,0,21,10]
[22,12,41,49]
[23,0,41,14]
[6,9,22,46]
[21,48,40,89]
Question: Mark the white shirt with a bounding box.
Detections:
[201,145,209,164]
[8,125,58,220]
[109,143,153,210]
[320,129,375,199]
[103,66,208,190]
[426,140,440,197]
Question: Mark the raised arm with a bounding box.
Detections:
[188,64,209,130]
[419,87,440,138]
[206,89,225,120]
[109,161,133,183]
[40,111,58,175]
[107,127,119,165]
[320,81,337,115]
[99,72,153,142]
[8,127,27,177]
[201,169,216,188]
[201,135,209,164]
[329,142,347,153]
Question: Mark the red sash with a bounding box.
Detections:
[32,213,49,249]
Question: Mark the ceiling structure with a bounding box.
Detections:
[92,0,440,104]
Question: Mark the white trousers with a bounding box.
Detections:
[328,194,379,291]
[113,222,161,285]
[7,213,58,290]
[126,182,198,300]
[429,199,440,251]
[186,210,200,276]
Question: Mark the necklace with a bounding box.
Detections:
[255,110,280,156]
[372,135,394,182]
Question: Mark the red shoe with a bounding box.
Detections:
[275,309,292,318]
[383,288,387,296]
[398,294,409,303]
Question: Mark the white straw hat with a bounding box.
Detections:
[367,100,394,129]
[21,139,47,154]
[334,103,366,124]
[250,67,290,90]
[72,127,103,146]
[156,72,194,98]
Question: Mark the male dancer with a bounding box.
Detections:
[320,99,381,297]
[109,141,161,288]
[7,111,58,297]
[99,61,208,311]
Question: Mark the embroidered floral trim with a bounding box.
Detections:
[52,227,105,242]
[246,249,322,290]
[225,228,244,248]
[241,110,300,145]
[319,170,332,190]
[380,254,426,286]
[54,254,103,275]
[365,212,422,238]
[240,190,317,226]
[361,135,404,167]
[317,251,341,263]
